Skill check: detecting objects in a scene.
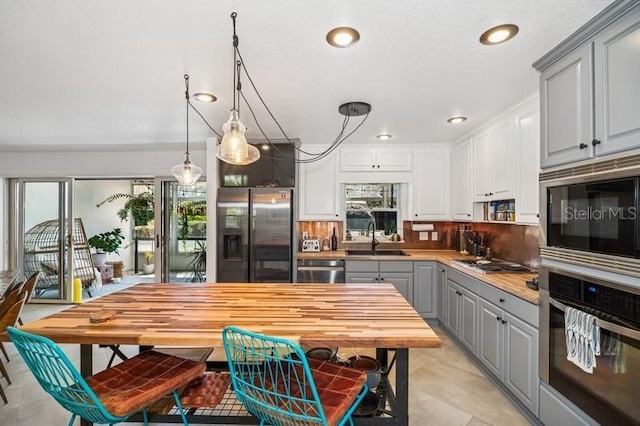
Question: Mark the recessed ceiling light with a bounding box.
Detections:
[193,92,217,102]
[447,116,467,124]
[376,133,392,140]
[326,27,360,48]
[479,24,519,45]
[261,144,270,151]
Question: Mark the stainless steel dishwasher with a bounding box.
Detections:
[296,259,345,283]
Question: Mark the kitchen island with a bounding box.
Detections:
[15,282,441,425]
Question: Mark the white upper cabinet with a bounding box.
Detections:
[537,3,640,168]
[473,118,515,202]
[340,148,412,172]
[412,147,451,220]
[515,99,541,225]
[452,139,473,220]
[297,146,340,220]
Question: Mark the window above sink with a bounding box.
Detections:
[344,183,401,242]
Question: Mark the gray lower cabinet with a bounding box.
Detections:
[539,382,597,426]
[444,271,479,354]
[436,265,446,323]
[345,260,413,304]
[478,299,539,415]
[440,264,539,417]
[413,261,437,319]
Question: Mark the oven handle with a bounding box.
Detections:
[549,297,640,341]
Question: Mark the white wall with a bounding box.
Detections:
[75,180,133,265]
[0,143,206,178]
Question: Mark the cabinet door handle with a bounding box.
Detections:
[467,214,471,217]
[501,319,507,325]
[579,143,588,149]
[496,316,502,321]
[499,298,505,303]
[372,165,375,169]
[592,139,601,146]
[380,277,385,281]
[376,165,380,169]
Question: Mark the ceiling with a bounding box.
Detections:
[0,0,614,151]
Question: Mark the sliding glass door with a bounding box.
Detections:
[157,179,207,283]
[13,179,75,303]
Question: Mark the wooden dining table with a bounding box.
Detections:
[16,282,442,425]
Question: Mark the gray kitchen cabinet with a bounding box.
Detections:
[345,260,413,304]
[412,147,451,220]
[504,312,539,416]
[298,145,340,220]
[445,277,478,354]
[440,263,540,417]
[592,8,640,157]
[539,44,593,168]
[478,297,539,415]
[540,382,597,426]
[436,265,446,323]
[537,3,640,168]
[413,261,437,319]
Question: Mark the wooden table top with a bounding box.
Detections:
[17,283,442,349]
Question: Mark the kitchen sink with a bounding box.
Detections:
[346,249,410,256]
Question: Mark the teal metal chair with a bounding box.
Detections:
[222,326,368,426]
[7,326,206,426]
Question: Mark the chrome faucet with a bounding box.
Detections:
[367,221,379,253]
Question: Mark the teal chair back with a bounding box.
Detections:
[7,326,134,426]
[222,326,367,426]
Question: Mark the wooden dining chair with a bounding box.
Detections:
[222,326,368,426]
[0,282,29,362]
[0,291,28,404]
[16,271,40,326]
[7,326,206,426]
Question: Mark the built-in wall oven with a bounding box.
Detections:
[540,266,640,425]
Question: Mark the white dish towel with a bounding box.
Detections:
[565,306,600,373]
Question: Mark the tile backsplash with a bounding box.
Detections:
[297,220,540,268]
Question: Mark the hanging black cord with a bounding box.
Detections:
[183,74,190,158]
[182,11,369,162]
[231,12,238,112]
[236,45,369,160]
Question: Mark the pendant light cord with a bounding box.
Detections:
[184,74,191,160]
[231,11,239,113]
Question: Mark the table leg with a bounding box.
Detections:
[80,344,93,426]
[394,349,409,425]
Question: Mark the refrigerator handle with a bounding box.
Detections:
[155,234,160,248]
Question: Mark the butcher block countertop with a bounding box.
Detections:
[15,283,441,349]
[298,250,540,304]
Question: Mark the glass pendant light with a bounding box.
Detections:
[171,74,203,185]
[215,12,260,166]
[215,109,259,165]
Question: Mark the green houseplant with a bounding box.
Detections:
[88,228,125,265]
[96,192,155,228]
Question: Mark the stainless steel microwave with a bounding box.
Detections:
[540,162,640,263]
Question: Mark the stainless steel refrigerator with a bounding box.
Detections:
[216,187,293,282]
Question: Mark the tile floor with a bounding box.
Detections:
[1,281,531,426]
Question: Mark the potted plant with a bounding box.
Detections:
[143,251,154,275]
[96,191,155,235]
[88,228,125,265]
